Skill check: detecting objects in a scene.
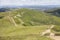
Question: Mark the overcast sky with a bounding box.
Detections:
[0,0,60,6]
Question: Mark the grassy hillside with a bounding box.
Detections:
[44,8,60,33]
[0,25,53,40]
[0,8,60,26]
[1,8,60,40]
[0,25,51,36]
[19,9,60,26]
[0,36,52,40]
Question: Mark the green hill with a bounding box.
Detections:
[0,8,60,40]
[0,8,60,26]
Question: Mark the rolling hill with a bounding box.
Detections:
[1,8,60,26]
[0,8,60,40]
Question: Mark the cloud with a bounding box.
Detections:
[0,0,60,6]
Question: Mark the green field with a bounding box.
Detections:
[1,8,60,40]
[0,35,53,40]
[0,25,53,40]
[0,25,51,36]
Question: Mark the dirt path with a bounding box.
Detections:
[54,36,60,40]
[18,18,24,25]
[7,16,18,26]
[49,36,60,40]
[14,12,24,25]
[41,25,60,40]
[41,25,55,36]
[49,25,60,40]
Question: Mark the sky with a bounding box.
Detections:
[0,0,60,6]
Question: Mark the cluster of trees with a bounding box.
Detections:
[45,9,60,17]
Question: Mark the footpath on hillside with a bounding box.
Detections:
[41,25,60,40]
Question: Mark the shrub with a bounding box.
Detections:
[52,25,60,32]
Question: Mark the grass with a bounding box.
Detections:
[0,25,51,36]
[0,35,53,40]
[0,8,56,40]
[0,25,53,40]
[1,8,60,26]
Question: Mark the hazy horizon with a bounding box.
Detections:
[0,0,60,6]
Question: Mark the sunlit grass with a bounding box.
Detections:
[0,25,53,40]
[0,25,50,36]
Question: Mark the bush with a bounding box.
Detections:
[44,33,50,36]
[52,25,60,32]
[53,31,60,36]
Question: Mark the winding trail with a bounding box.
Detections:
[7,16,18,27]
[41,25,60,40]
[14,12,24,25]
[41,25,55,36]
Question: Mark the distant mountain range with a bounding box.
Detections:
[0,5,60,12]
[0,5,60,8]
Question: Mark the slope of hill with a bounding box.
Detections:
[13,8,60,26]
[0,8,60,26]
[0,8,60,40]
